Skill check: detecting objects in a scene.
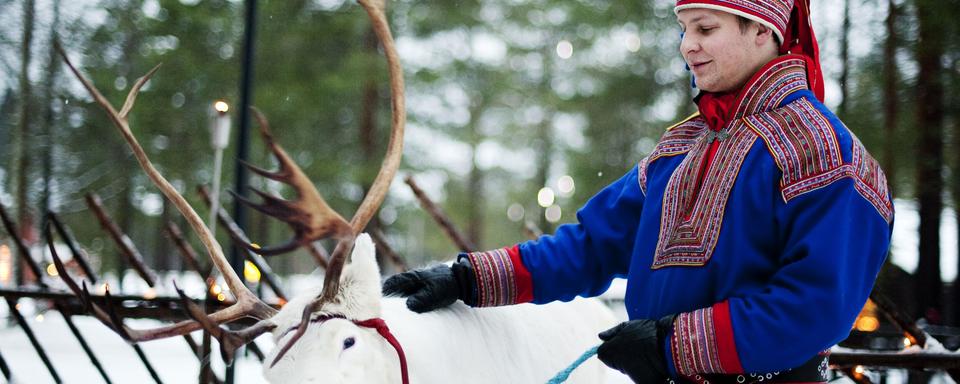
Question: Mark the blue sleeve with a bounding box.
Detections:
[518,164,645,304]
[728,178,892,372]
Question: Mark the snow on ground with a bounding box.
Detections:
[0,297,632,383]
[0,311,270,384]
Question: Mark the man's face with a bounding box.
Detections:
[677,8,770,93]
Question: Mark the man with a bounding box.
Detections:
[384,0,893,382]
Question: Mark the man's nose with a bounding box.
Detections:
[679,32,698,55]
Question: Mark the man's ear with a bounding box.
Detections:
[754,23,776,47]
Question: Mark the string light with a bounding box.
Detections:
[143,288,157,300]
[210,284,223,295]
[507,203,525,222]
[213,100,229,113]
[854,366,864,375]
[244,261,261,283]
[556,40,573,59]
[854,315,879,332]
[217,293,226,302]
[625,34,642,52]
[557,176,575,197]
[537,187,556,208]
[545,205,562,223]
[46,263,59,277]
[0,245,11,284]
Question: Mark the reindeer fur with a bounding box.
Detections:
[264,234,618,383]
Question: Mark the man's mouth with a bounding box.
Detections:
[691,60,711,70]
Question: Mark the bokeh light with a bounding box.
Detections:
[537,187,556,207]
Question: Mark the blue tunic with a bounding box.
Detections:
[463,56,893,376]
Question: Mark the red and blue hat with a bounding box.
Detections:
[675,0,824,101]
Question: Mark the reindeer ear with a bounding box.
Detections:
[336,233,382,318]
[346,233,379,281]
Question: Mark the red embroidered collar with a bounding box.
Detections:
[695,54,811,132]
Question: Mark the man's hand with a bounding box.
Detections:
[382,260,476,313]
[597,315,675,383]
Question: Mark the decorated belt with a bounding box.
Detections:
[670,353,829,384]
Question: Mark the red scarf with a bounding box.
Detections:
[684,91,737,219]
[696,91,737,132]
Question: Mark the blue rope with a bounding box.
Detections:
[547,345,600,384]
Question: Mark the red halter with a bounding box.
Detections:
[292,313,409,384]
[354,318,410,384]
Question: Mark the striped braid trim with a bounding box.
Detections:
[671,301,743,376]
[638,156,651,195]
[640,113,707,194]
[675,0,792,41]
[745,97,843,190]
[746,99,893,223]
[651,56,810,269]
[652,122,757,269]
[464,246,533,307]
[849,139,893,223]
[648,116,710,164]
[732,57,809,120]
[779,146,893,223]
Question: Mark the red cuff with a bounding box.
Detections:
[671,301,744,376]
[464,245,533,307]
[712,301,743,373]
[505,245,533,304]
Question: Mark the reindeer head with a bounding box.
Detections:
[51,0,405,381]
[263,234,400,383]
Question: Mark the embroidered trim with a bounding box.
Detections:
[675,0,792,38]
[733,58,809,120]
[746,99,893,223]
[745,98,843,193]
[652,122,756,268]
[668,112,703,131]
[672,307,723,375]
[650,57,809,269]
[850,139,893,223]
[671,302,742,376]
[640,113,705,195]
[648,117,710,163]
[638,157,650,195]
[465,247,527,307]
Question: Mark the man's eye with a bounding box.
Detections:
[700,27,715,33]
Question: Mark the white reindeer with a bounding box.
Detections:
[264,234,617,383]
[52,0,618,382]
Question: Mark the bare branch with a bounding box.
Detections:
[404,175,474,252]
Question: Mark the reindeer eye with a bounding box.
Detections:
[343,337,356,350]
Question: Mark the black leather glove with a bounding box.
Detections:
[597,315,676,383]
[382,259,477,313]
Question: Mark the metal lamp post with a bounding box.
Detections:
[208,100,232,235]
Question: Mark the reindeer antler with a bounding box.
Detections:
[233,108,354,256]
[54,41,277,345]
[52,0,403,364]
[264,0,406,366]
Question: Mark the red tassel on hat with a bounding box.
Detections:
[780,0,824,102]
